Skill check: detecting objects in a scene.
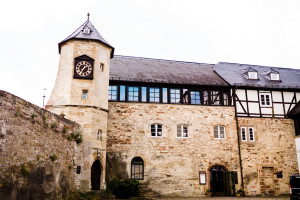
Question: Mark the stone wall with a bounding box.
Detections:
[107,102,240,197]
[238,117,298,196]
[0,90,82,200]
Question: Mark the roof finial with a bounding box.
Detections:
[87,12,90,20]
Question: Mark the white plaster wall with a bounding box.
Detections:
[247,90,258,101]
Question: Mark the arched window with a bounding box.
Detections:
[131,157,144,180]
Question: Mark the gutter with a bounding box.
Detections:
[233,87,244,189]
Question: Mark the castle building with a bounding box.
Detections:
[46,16,300,197]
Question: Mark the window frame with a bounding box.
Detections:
[170,88,181,104]
[177,124,189,138]
[82,90,88,99]
[248,72,258,79]
[259,93,272,107]
[213,125,226,139]
[127,86,140,102]
[248,127,255,142]
[108,85,118,101]
[241,127,247,141]
[150,124,163,137]
[149,87,161,103]
[131,157,144,180]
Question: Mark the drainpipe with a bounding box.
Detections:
[233,87,244,189]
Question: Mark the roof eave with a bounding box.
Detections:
[58,38,114,58]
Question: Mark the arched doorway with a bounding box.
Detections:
[210,165,226,195]
[209,165,236,196]
[91,160,101,190]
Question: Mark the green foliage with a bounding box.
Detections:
[67,135,72,141]
[15,112,20,117]
[21,165,29,176]
[70,131,83,144]
[51,121,58,129]
[31,113,37,119]
[36,154,40,161]
[50,154,58,162]
[63,126,68,134]
[42,114,48,121]
[107,177,140,199]
[63,190,101,200]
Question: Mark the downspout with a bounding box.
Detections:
[233,87,244,189]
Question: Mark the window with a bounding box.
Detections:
[82,90,88,99]
[211,91,220,105]
[149,88,160,102]
[170,89,181,103]
[97,129,102,141]
[177,125,188,138]
[120,85,126,101]
[203,91,209,105]
[190,91,201,104]
[248,127,254,141]
[270,73,280,81]
[151,124,162,137]
[128,86,139,102]
[214,125,226,139]
[248,72,257,79]
[240,127,255,142]
[223,93,229,106]
[182,89,189,104]
[141,87,147,102]
[108,86,118,101]
[163,88,168,103]
[131,157,144,180]
[260,93,271,107]
[241,127,247,141]
[83,27,90,34]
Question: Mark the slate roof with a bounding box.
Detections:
[110,56,228,86]
[58,19,114,57]
[214,62,300,89]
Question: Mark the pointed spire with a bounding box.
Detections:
[58,14,114,58]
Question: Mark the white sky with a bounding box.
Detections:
[1,0,300,107]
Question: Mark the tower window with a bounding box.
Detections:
[83,27,90,35]
[97,129,102,141]
[82,90,88,99]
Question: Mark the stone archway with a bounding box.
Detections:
[91,160,101,190]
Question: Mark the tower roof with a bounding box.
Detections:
[58,16,114,58]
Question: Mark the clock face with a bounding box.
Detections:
[75,61,92,77]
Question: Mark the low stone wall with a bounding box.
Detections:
[0,90,82,200]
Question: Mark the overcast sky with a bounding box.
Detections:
[1,0,300,107]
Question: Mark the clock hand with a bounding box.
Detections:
[80,66,87,73]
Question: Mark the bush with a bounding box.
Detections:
[107,177,140,199]
[51,121,58,129]
[50,154,58,162]
[71,131,83,144]
[21,165,29,176]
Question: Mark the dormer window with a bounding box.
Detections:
[243,67,258,80]
[263,68,280,81]
[270,73,279,80]
[83,27,90,35]
[248,72,257,79]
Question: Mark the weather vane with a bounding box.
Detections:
[87,12,90,20]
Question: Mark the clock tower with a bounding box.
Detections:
[46,15,114,191]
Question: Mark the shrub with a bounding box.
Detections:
[50,154,58,162]
[21,165,29,176]
[71,131,83,144]
[107,177,140,199]
[63,126,68,134]
[42,114,48,121]
[31,113,37,119]
[51,121,58,129]
[36,154,40,161]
